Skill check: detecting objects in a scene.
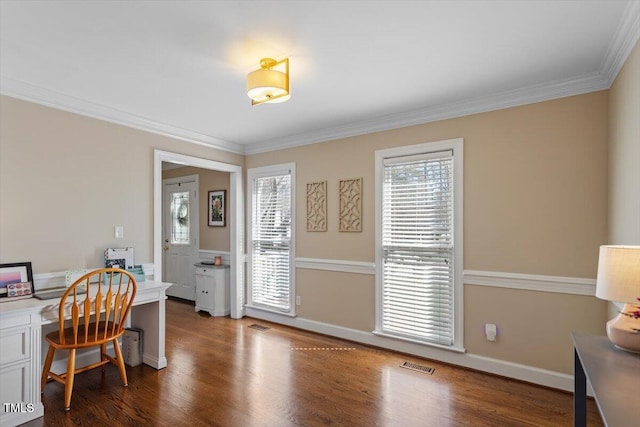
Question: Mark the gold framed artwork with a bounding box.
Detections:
[306,181,327,231]
[339,178,362,232]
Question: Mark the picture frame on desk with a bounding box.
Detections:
[0,261,34,301]
[208,190,226,227]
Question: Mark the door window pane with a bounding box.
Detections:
[171,191,190,244]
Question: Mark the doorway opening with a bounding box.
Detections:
[153,150,244,319]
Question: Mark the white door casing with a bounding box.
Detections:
[154,150,245,319]
[163,176,198,299]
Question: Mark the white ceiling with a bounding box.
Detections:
[1,1,639,154]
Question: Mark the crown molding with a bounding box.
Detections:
[600,0,640,86]
[246,2,639,155]
[0,77,245,155]
[244,71,609,155]
[3,1,638,158]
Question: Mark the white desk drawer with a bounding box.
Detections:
[0,313,31,329]
[0,360,31,403]
[0,326,30,366]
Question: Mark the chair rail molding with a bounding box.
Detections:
[463,270,596,296]
[294,257,596,296]
[295,258,375,275]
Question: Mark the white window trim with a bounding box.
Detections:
[374,138,464,351]
[246,163,296,316]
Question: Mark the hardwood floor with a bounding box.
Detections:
[26,298,603,426]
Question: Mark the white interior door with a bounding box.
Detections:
[163,177,198,299]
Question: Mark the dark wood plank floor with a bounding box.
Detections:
[26,298,603,426]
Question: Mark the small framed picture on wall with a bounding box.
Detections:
[208,190,226,227]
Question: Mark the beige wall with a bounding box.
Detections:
[464,285,606,373]
[606,39,639,319]
[249,93,609,277]
[0,96,243,273]
[162,166,231,252]
[247,92,609,373]
[608,40,640,245]
[0,79,617,375]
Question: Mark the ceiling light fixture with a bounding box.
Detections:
[246,57,290,105]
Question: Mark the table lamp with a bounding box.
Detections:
[595,245,640,353]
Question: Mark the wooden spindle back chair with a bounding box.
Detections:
[41,268,137,411]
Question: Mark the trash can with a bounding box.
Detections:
[123,328,143,367]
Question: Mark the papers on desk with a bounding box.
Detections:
[105,247,135,269]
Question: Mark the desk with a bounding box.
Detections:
[0,280,171,427]
[572,333,640,427]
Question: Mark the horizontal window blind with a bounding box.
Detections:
[251,173,292,312]
[382,151,454,346]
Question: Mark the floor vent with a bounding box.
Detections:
[248,324,270,331]
[400,361,435,375]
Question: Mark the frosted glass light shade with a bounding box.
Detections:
[596,245,640,303]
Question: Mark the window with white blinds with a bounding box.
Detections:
[375,139,463,350]
[247,164,295,314]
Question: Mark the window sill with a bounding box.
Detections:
[245,304,297,318]
[372,330,466,353]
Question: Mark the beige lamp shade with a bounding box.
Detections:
[246,58,290,105]
[595,245,640,303]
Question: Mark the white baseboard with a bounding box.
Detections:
[1,403,44,427]
[142,354,167,370]
[244,308,577,392]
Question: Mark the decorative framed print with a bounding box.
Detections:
[339,178,363,232]
[0,262,34,301]
[208,190,226,227]
[306,181,327,231]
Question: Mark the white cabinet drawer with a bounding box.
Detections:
[0,360,31,403]
[0,326,30,366]
[195,267,217,277]
[0,313,31,329]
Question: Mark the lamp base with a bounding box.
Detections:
[606,303,640,353]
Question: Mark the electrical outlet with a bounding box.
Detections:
[296,296,301,306]
[485,323,497,342]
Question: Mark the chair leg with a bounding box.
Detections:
[41,346,55,394]
[112,338,128,386]
[63,349,76,411]
[100,343,107,371]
